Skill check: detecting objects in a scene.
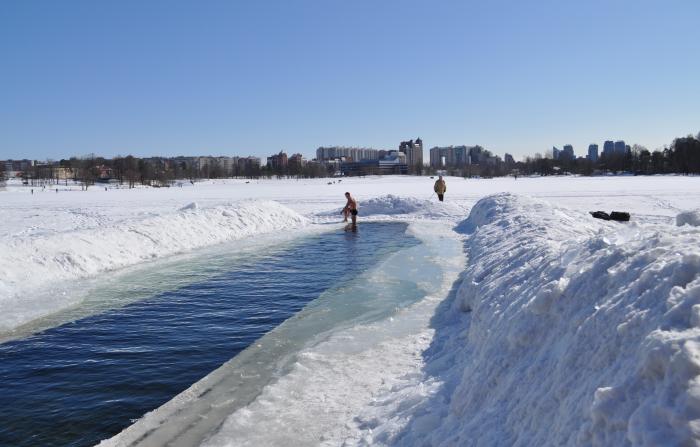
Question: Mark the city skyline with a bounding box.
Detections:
[0,135,683,166]
[1,0,699,161]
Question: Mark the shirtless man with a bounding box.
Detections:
[342,192,358,226]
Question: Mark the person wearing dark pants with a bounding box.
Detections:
[434,175,446,202]
[342,192,358,227]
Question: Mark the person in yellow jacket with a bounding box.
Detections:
[433,175,447,202]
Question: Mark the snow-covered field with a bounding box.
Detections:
[3,174,700,445]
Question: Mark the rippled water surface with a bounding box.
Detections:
[0,223,418,447]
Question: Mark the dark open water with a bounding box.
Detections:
[0,223,417,447]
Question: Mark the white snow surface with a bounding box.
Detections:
[0,199,307,331]
[314,194,466,222]
[4,175,700,445]
[356,194,465,219]
[361,193,700,446]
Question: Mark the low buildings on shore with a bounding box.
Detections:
[3,137,511,180]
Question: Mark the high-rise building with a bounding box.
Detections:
[588,144,599,162]
[399,138,423,168]
[267,151,288,169]
[469,146,485,164]
[316,147,380,162]
[429,145,475,168]
[454,145,470,165]
[614,140,626,154]
[238,156,261,171]
[562,145,575,160]
[429,147,448,167]
[378,150,407,174]
[216,156,235,175]
[552,146,561,160]
[504,153,515,165]
[289,153,305,166]
[603,140,615,156]
[195,157,213,171]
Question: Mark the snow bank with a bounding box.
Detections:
[0,200,307,331]
[315,194,465,221]
[376,193,700,446]
[677,209,700,227]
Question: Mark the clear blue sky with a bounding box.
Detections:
[1,0,699,161]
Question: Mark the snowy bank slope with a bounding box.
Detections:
[677,209,700,227]
[0,200,307,331]
[388,193,700,446]
[314,194,466,222]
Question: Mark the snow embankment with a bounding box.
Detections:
[392,193,700,446]
[677,209,700,227]
[315,194,465,221]
[0,200,307,331]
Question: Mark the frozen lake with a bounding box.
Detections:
[3,175,699,445]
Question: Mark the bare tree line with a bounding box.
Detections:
[18,155,340,189]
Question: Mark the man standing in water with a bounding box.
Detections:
[434,175,447,202]
[342,192,358,226]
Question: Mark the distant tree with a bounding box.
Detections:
[172,161,186,180]
[123,155,139,188]
[623,148,633,172]
[300,162,328,178]
[599,152,627,174]
[579,158,594,176]
[154,165,174,186]
[632,145,651,175]
[78,157,99,189]
[138,159,156,185]
[288,160,301,178]
[529,153,555,176]
[326,164,338,177]
[671,136,700,174]
[650,150,666,174]
[68,157,80,179]
[209,160,225,179]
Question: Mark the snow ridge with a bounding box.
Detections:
[380,193,700,446]
[0,200,307,331]
[677,209,700,227]
[315,194,465,221]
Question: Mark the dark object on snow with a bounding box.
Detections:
[610,211,630,222]
[589,210,630,222]
[590,211,610,220]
